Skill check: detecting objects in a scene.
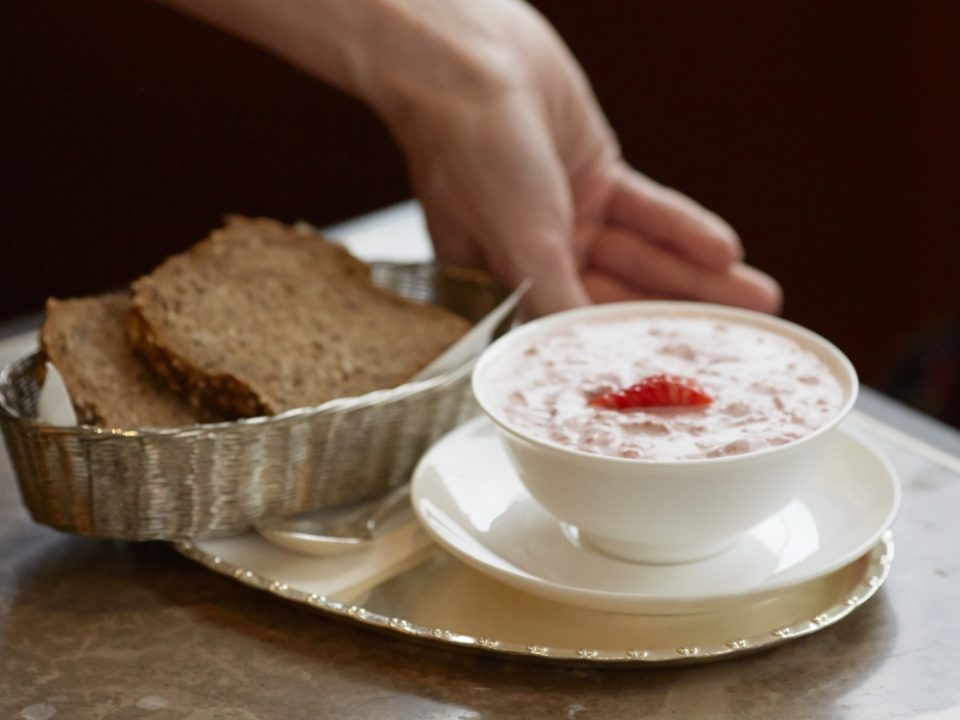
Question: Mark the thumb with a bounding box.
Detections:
[483,148,591,316]
[424,199,589,316]
[499,225,590,316]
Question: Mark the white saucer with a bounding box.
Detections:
[411,416,900,615]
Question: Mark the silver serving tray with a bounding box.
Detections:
[0,264,509,541]
[178,530,893,666]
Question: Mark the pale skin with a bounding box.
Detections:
[160,0,782,316]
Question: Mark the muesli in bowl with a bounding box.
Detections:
[472,301,858,563]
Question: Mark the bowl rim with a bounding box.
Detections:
[471,301,859,467]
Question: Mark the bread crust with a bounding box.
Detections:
[40,293,205,428]
[129,216,470,417]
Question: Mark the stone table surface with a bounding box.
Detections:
[3,204,960,719]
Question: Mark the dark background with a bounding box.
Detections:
[3,1,958,424]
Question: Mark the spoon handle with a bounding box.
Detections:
[365,482,412,533]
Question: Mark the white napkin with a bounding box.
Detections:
[37,362,78,426]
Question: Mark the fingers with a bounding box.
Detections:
[422,205,486,269]
[505,232,591,316]
[609,166,743,269]
[422,199,590,316]
[582,271,664,304]
[590,227,782,313]
[721,264,783,314]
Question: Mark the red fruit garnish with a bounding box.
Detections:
[588,374,713,409]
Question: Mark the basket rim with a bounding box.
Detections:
[0,350,477,439]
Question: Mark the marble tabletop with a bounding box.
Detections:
[2,204,959,719]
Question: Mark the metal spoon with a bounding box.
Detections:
[255,483,412,557]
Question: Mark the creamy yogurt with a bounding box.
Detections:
[486,314,845,460]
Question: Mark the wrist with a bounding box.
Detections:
[355,0,521,132]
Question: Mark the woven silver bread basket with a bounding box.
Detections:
[0,263,510,541]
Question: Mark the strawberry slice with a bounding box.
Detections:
[588,374,713,409]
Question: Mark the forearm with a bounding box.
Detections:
[157,0,516,124]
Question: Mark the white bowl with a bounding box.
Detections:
[471,302,858,564]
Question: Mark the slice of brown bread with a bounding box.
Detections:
[40,293,205,428]
[128,216,471,417]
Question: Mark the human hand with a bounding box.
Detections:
[366,0,782,316]
[161,0,782,316]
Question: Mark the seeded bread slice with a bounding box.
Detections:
[128,216,471,417]
[40,294,204,428]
